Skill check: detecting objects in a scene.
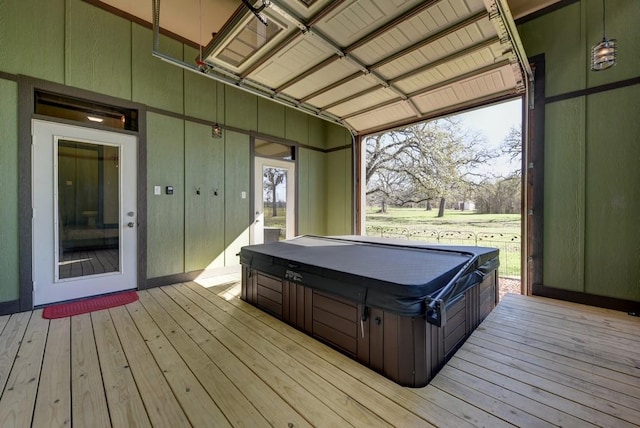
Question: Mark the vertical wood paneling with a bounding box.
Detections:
[183,46,218,122]
[298,149,326,235]
[0,80,18,302]
[285,108,309,145]
[146,113,185,278]
[0,0,65,83]
[586,0,640,89]
[308,116,326,149]
[225,86,257,131]
[257,97,285,138]
[224,131,250,266]
[65,0,132,99]
[542,99,585,292]
[184,122,225,272]
[131,24,184,113]
[520,0,640,302]
[584,87,640,301]
[518,3,585,97]
[325,124,352,235]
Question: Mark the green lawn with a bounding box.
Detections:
[366,208,522,278]
[366,208,520,233]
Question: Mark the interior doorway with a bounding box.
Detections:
[251,157,296,245]
[32,120,138,305]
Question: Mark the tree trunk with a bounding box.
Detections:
[381,200,387,213]
[437,197,445,218]
[426,200,431,211]
[271,187,278,217]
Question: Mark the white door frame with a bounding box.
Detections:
[251,157,296,245]
[32,119,138,305]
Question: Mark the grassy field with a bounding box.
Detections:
[366,208,520,233]
[265,206,522,277]
[366,208,522,278]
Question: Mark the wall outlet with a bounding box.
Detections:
[154,186,161,195]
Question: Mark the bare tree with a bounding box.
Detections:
[263,168,286,217]
[500,126,522,178]
[365,118,495,217]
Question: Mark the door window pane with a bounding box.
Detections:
[263,166,287,242]
[58,140,120,279]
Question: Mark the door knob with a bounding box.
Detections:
[127,222,135,228]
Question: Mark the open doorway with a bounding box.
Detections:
[361,98,523,299]
[250,139,296,245]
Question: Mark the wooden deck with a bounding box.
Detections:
[0,277,639,427]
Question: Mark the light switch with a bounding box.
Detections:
[154,186,161,195]
[241,191,246,199]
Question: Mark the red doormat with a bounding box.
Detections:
[42,291,139,319]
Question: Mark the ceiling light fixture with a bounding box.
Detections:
[591,0,617,71]
[87,116,104,123]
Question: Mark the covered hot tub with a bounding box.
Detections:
[239,235,499,387]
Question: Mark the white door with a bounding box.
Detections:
[251,157,295,244]
[32,120,137,305]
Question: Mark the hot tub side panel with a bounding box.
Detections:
[241,267,498,387]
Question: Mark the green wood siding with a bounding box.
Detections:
[132,24,184,113]
[224,131,250,266]
[225,86,257,131]
[584,86,640,301]
[258,97,285,138]
[0,79,19,301]
[542,99,585,291]
[308,116,326,149]
[0,1,351,301]
[325,125,353,235]
[183,46,219,122]
[585,0,640,88]
[0,0,65,83]
[146,113,185,277]
[521,0,640,302]
[518,3,585,97]
[64,0,132,99]
[184,122,225,272]
[298,148,326,236]
[285,108,309,145]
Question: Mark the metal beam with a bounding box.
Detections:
[317,38,499,112]
[341,60,511,120]
[293,9,491,108]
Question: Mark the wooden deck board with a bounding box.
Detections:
[137,290,271,427]
[123,300,231,427]
[145,287,311,428]
[91,309,151,427]
[1,284,639,427]
[32,317,71,428]
[71,314,111,428]
[180,281,425,428]
[0,310,48,427]
[163,284,351,426]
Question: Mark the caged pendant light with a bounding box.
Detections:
[591,0,617,71]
